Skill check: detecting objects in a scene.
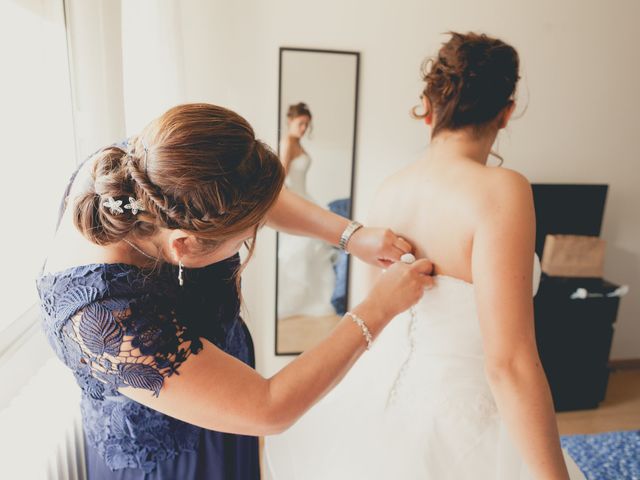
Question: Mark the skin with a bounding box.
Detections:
[365,98,570,480]
[44,153,434,437]
[279,114,310,175]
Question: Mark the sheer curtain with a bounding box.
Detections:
[1,1,188,478]
[0,2,80,478]
[0,0,76,333]
[120,0,186,134]
[65,0,186,159]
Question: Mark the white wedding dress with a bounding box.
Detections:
[277,153,337,319]
[266,256,585,479]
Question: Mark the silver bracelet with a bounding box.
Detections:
[339,220,363,252]
[345,311,373,350]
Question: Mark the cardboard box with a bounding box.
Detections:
[541,234,605,278]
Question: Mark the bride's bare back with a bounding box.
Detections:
[369,151,531,284]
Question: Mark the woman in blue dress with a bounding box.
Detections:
[36,103,433,479]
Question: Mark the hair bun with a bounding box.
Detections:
[287,102,312,119]
[417,31,520,136]
[74,146,139,245]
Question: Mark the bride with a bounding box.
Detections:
[277,102,338,319]
[266,33,582,479]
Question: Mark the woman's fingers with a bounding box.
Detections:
[389,244,408,261]
[411,258,434,276]
[383,232,414,262]
[394,236,414,254]
[378,259,393,268]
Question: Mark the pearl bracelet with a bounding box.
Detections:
[345,311,373,350]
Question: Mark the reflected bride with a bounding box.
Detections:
[277,103,338,320]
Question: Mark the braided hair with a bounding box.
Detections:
[74,103,285,269]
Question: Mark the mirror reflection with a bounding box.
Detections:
[276,48,359,354]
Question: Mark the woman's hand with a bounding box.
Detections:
[354,258,434,337]
[347,227,415,268]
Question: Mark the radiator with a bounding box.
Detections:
[0,358,86,479]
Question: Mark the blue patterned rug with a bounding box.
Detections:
[561,430,640,479]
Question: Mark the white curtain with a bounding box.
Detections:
[120,0,186,134]
[65,0,187,156]
[1,1,188,478]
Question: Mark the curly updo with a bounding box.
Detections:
[286,102,312,119]
[414,32,520,137]
[74,103,285,261]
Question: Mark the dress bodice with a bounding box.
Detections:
[265,254,551,480]
[285,153,311,197]
[401,254,542,359]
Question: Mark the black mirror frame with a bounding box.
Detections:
[275,46,361,356]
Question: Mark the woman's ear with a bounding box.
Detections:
[167,230,190,263]
[499,101,516,129]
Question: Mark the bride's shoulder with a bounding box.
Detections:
[473,167,534,222]
[480,167,532,200]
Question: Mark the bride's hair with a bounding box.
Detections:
[413,32,520,138]
[287,102,312,119]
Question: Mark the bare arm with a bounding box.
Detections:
[279,138,293,175]
[119,259,433,436]
[472,170,569,479]
[266,186,350,246]
[267,182,414,270]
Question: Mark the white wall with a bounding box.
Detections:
[123,0,639,371]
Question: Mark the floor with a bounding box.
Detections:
[276,313,341,354]
[556,367,640,435]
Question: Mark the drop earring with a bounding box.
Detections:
[178,260,184,286]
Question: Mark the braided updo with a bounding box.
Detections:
[414,32,520,137]
[74,103,285,260]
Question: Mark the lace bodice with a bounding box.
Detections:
[36,255,253,473]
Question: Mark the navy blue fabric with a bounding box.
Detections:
[37,258,260,479]
[36,151,260,479]
[327,198,351,314]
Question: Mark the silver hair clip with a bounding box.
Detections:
[126,139,149,158]
[102,197,123,215]
[124,197,145,215]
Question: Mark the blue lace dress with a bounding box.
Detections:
[36,165,260,479]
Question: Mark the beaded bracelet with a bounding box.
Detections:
[345,311,373,350]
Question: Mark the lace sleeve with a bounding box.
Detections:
[63,294,203,398]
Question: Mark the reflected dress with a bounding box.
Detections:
[277,153,337,318]
[36,162,260,479]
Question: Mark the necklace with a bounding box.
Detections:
[123,239,160,262]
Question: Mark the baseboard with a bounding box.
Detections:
[608,358,640,370]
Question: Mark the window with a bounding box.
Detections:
[0,0,76,331]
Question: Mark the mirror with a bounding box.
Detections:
[275,47,360,355]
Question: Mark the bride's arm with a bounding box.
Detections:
[472,169,570,480]
[279,138,293,175]
[266,187,413,267]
